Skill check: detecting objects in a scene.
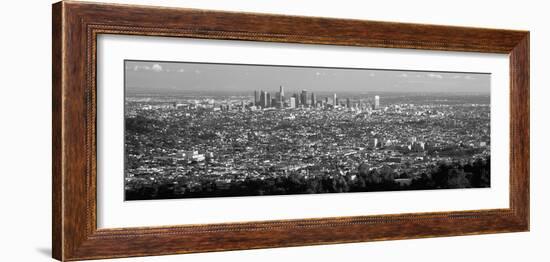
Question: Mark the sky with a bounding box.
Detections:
[125,60,490,94]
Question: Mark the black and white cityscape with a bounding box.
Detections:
[124,60,491,201]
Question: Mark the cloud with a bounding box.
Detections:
[178,69,185,73]
[128,64,153,71]
[132,65,148,71]
[398,73,408,78]
[369,72,375,77]
[427,73,443,79]
[151,64,163,72]
[464,75,476,80]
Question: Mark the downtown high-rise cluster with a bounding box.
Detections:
[253,86,380,110]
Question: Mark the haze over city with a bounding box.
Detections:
[125,60,491,94]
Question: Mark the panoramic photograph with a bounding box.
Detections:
[124,60,491,201]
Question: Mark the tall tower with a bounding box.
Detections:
[293,93,300,106]
[374,95,380,110]
[254,90,260,106]
[266,92,272,108]
[311,92,316,107]
[260,91,267,108]
[278,86,284,108]
[333,93,338,106]
[301,90,308,107]
[346,98,351,108]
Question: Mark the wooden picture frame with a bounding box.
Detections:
[52,1,529,261]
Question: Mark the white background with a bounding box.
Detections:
[0,0,546,261]
[98,35,509,228]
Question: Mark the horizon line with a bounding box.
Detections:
[126,89,491,95]
[125,59,492,75]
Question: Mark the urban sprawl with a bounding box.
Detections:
[125,86,491,200]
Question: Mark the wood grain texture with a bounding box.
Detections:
[52,1,530,261]
[52,2,63,260]
[509,34,530,227]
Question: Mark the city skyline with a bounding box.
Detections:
[125,60,491,94]
[251,85,380,110]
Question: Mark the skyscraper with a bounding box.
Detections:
[254,90,260,106]
[333,93,337,106]
[289,97,296,108]
[266,92,272,108]
[301,90,308,107]
[310,92,316,107]
[293,93,300,106]
[346,98,351,108]
[260,91,267,108]
[374,95,380,110]
[278,87,284,108]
